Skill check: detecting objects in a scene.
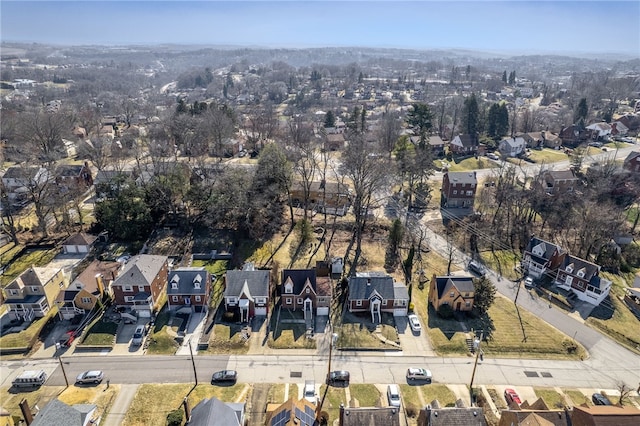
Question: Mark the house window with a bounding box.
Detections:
[466,302,471,307]
[138,286,145,292]
[356,300,362,307]
[305,288,310,293]
[195,296,201,302]
[565,276,573,286]
[453,190,457,195]
[172,296,178,302]
[227,297,237,305]
[466,190,473,196]
[577,270,585,278]
[566,266,573,274]
[449,291,455,297]
[125,296,134,302]
[297,298,303,304]
[8,289,17,296]
[171,283,178,289]
[81,297,91,303]
[256,298,265,304]
[30,286,40,293]
[124,285,133,292]
[284,284,293,294]
[285,298,292,305]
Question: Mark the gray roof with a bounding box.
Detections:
[188,397,244,426]
[113,255,167,287]
[31,399,96,426]
[341,406,400,426]
[282,269,316,294]
[446,171,477,185]
[420,406,486,426]
[348,275,396,301]
[433,276,475,299]
[225,269,269,299]
[168,267,209,296]
[393,283,410,300]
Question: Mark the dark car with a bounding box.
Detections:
[591,393,612,405]
[211,370,237,384]
[328,370,350,386]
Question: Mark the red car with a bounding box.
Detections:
[504,388,522,405]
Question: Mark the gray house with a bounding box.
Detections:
[224,263,270,321]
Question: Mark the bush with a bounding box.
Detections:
[166,409,183,426]
[438,304,454,319]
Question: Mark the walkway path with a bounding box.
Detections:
[103,383,139,426]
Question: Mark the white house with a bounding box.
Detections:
[498,136,526,157]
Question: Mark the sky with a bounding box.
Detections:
[1,1,639,56]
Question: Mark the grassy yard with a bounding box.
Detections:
[268,325,317,350]
[206,324,251,354]
[336,323,398,350]
[123,383,248,426]
[80,318,118,347]
[534,387,566,408]
[318,385,347,423]
[478,249,521,281]
[527,148,568,164]
[349,384,381,407]
[146,308,179,355]
[0,307,57,350]
[587,271,640,353]
[563,389,590,406]
[447,157,498,172]
[0,247,59,286]
[267,383,299,404]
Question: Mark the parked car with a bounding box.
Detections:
[76,370,104,385]
[592,393,612,405]
[588,142,603,147]
[468,260,486,277]
[524,276,535,289]
[132,325,145,346]
[504,388,522,405]
[12,370,47,389]
[387,384,401,407]
[487,153,500,160]
[328,370,350,386]
[211,370,237,384]
[304,380,316,403]
[408,314,422,333]
[406,368,432,383]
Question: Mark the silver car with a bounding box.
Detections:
[76,370,104,385]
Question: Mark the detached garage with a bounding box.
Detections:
[62,233,97,254]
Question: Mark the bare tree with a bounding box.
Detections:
[377,106,402,157]
[617,382,633,406]
[19,110,74,164]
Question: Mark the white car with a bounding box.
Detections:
[303,380,316,404]
[408,314,422,333]
[387,384,401,407]
[406,367,432,383]
[524,276,535,289]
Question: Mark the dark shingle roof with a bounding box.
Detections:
[282,269,316,294]
[433,276,475,299]
[113,255,167,287]
[525,237,564,261]
[341,406,400,426]
[225,269,270,298]
[167,267,209,296]
[348,275,396,300]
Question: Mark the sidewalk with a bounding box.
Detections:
[175,311,206,356]
[103,383,139,426]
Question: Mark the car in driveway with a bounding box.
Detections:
[408,314,422,333]
[504,388,522,405]
[524,276,535,289]
[304,380,316,403]
[328,370,350,386]
[211,370,237,384]
[591,393,612,405]
[76,370,104,385]
[406,368,432,383]
[387,384,401,407]
[487,152,500,160]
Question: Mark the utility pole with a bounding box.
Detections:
[188,337,198,386]
[317,332,338,422]
[468,330,483,406]
[58,356,69,388]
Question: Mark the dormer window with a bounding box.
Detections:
[193,274,202,289]
[566,265,573,274]
[577,270,585,278]
[171,275,180,289]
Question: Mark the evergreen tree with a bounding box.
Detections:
[508,70,516,85]
[406,103,433,143]
[502,70,507,83]
[462,93,480,136]
[358,71,364,84]
[574,97,589,124]
[324,110,336,128]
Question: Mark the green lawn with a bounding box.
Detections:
[563,389,590,406]
[527,148,568,164]
[146,308,179,355]
[206,324,251,354]
[534,387,566,408]
[80,318,118,346]
[0,307,57,350]
[318,385,347,423]
[349,384,381,407]
[336,323,398,350]
[0,247,58,286]
[478,249,521,281]
[447,157,498,172]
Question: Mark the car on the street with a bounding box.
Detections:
[211,370,237,384]
[524,276,535,289]
[406,368,432,383]
[588,142,603,147]
[328,370,350,386]
[468,260,486,277]
[591,393,612,405]
[504,388,522,405]
[408,314,422,333]
[75,370,104,385]
[304,380,316,403]
[487,152,500,160]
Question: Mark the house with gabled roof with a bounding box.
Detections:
[522,237,566,280]
[224,263,270,321]
[554,255,611,305]
[3,266,68,322]
[111,254,169,317]
[30,398,97,426]
[280,268,332,319]
[62,232,98,254]
[55,260,120,320]
[347,272,409,322]
[498,136,526,157]
[187,396,245,426]
[340,405,400,426]
[167,267,210,313]
[54,163,93,193]
[441,171,477,212]
[571,404,640,426]
[623,151,640,173]
[498,397,569,426]
[450,134,478,155]
[1,165,50,202]
[418,399,486,426]
[429,275,475,312]
[538,169,579,195]
[266,397,316,426]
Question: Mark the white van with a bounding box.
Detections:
[387,384,401,407]
[12,370,47,388]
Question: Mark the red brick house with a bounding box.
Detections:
[280,269,332,318]
[441,171,477,211]
[111,255,168,318]
[623,151,640,173]
[347,273,409,322]
[55,163,93,193]
[538,170,578,195]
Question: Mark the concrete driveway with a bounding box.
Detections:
[396,316,436,357]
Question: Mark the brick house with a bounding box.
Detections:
[521,237,566,280]
[554,255,612,305]
[449,134,478,155]
[167,267,211,312]
[280,269,332,318]
[429,275,475,312]
[347,272,409,322]
[55,163,93,193]
[623,151,640,173]
[111,255,169,318]
[441,171,477,211]
[538,170,578,195]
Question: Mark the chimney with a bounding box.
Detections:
[367,278,371,286]
[20,398,33,425]
[95,274,105,297]
[183,397,191,423]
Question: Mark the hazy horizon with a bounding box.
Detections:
[1,1,639,58]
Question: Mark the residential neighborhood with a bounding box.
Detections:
[1,16,640,426]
